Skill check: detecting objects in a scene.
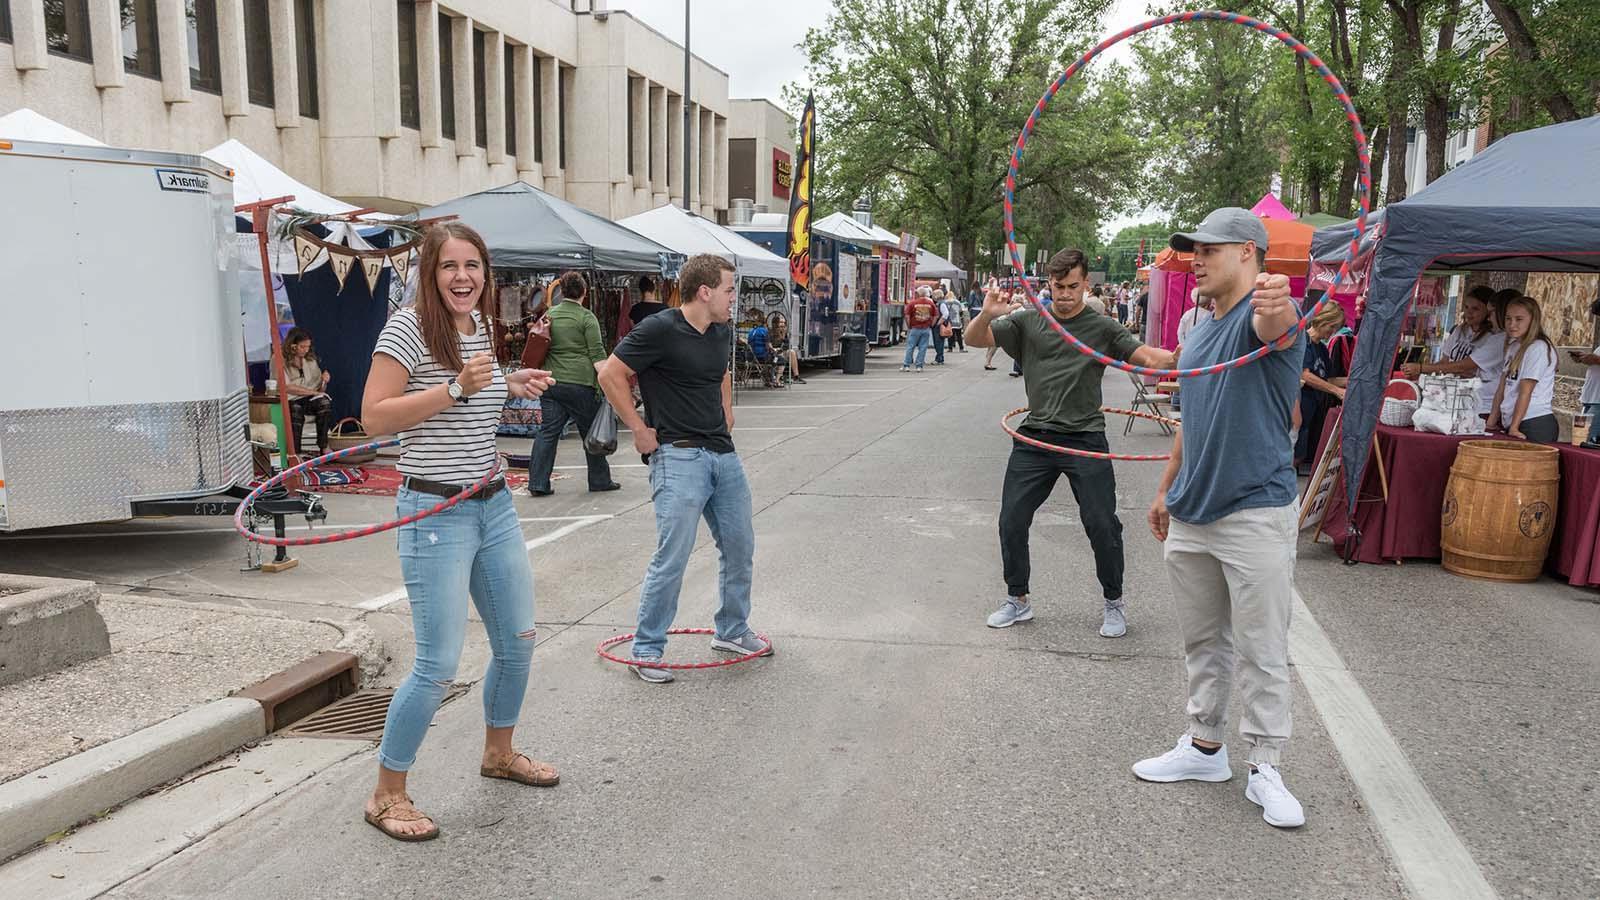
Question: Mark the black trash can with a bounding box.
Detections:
[840,333,868,375]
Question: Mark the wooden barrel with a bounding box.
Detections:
[1440,440,1559,582]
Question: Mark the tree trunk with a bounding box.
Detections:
[950,235,977,282]
[1334,152,1357,219]
[1483,0,1582,123]
[1421,0,1462,185]
[1369,123,1389,204]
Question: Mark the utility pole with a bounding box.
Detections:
[682,0,692,211]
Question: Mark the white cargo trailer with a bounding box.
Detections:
[0,140,251,531]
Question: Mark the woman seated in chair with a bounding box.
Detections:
[760,314,805,386]
[283,327,334,455]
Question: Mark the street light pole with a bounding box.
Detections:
[682,0,692,211]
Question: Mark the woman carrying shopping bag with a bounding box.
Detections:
[528,272,622,496]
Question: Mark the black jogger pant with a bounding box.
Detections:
[998,428,1123,601]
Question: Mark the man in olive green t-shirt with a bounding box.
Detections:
[965,249,1176,637]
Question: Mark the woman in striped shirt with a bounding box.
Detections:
[359,222,557,842]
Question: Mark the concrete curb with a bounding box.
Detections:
[0,697,265,863]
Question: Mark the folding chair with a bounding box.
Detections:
[1127,372,1175,436]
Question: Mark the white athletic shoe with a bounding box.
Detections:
[1246,763,1306,828]
[1132,735,1233,783]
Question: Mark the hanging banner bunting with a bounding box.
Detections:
[786,92,815,291]
[329,251,356,291]
[293,234,322,275]
[361,256,385,294]
[389,250,411,287]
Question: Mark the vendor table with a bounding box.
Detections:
[1318,419,1600,585]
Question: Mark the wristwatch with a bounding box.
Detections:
[447,379,467,403]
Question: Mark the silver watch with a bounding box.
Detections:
[447,379,465,401]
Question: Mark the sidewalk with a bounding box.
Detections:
[0,594,358,861]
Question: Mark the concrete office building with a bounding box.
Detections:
[727,97,795,219]
[0,0,733,219]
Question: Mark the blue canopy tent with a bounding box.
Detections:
[1339,116,1600,549]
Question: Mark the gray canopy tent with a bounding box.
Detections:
[1339,115,1600,548]
[422,181,679,272]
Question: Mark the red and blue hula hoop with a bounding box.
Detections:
[233,439,500,547]
[1003,10,1372,379]
[1002,407,1180,461]
[596,628,775,671]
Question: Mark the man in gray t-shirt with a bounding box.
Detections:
[1132,207,1310,831]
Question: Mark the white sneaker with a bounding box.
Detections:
[1246,763,1306,828]
[1132,735,1233,783]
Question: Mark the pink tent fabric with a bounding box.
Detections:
[1251,193,1297,221]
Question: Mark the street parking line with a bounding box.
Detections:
[355,515,612,611]
[0,515,607,541]
[1289,592,1498,900]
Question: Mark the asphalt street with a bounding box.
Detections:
[6,346,1598,899]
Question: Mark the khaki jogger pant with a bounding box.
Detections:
[1162,503,1298,766]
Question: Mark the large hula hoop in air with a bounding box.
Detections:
[1002,10,1372,379]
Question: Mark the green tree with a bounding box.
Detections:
[1130,15,1288,225]
[789,0,1147,279]
[1481,0,1600,133]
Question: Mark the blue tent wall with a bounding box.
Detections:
[281,227,394,428]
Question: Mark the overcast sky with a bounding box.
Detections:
[616,0,1161,235]
[617,0,1153,108]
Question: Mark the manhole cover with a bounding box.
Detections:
[282,686,466,741]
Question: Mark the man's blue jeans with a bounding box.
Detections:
[903,327,933,368]
[379,486,536,772]
[633,446,755,659]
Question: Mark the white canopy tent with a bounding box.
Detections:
[812,211,886,247]
[203,138,358,215]
[915,247,964,284]
[0,108,105,146]
[618,204,788,280]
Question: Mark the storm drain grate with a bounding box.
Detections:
[282,686,467,741]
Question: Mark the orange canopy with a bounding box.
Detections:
[1152,217,1313,277]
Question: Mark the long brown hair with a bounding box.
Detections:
[414,222,497,371]
[1503,294,1554,381]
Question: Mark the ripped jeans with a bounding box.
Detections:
[377,485,536,772]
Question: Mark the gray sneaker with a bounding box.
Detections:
[710,631,773,657]
[1100,601,1127,638]
[632,656,674,684]
[986,598,1034,628]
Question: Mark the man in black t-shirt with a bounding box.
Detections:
[598,254,772,683]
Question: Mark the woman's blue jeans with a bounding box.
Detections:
[377,486,536,772]
[632,446,755,659]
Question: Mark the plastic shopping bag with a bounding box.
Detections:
[584,397,619,456]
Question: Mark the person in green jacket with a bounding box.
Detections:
[528,271,620,496]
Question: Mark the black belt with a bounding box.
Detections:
[670,439,708,449]
[402,475,506,501]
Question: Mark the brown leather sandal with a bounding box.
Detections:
[363,794,440,842]
[480,751,560,787]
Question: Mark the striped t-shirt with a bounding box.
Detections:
[372,309,506,484]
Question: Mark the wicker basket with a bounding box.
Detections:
[327,417,379,465]
[1380,379,1421,428]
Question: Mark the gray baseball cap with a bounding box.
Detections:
[1170,207,1269,253]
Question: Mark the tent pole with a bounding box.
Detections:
[241,196,299,463]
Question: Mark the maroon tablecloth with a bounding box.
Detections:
[1318,421,1600,584]
[1322,424,1479,564]
[1549,442,1600,587]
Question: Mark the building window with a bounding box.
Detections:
[243,0,273,106]
[46,0,93,61]
[532,57,543,163]
[121,0,161,79]
[558,67,567,170]
[438,14,455,139]
[626,78,637,177]
[295,0,318,118]
[1,2,11,43]
[187,1,222,94]
[503,47,516,157]
[472,29,487,149]
[647,91,654,182]
[397,1,419,128]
